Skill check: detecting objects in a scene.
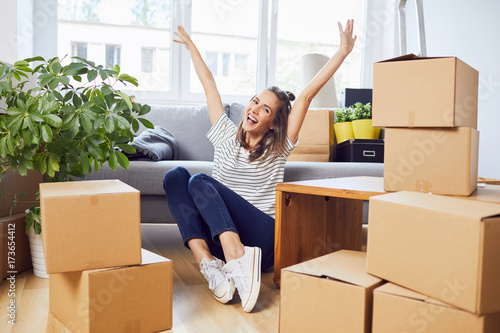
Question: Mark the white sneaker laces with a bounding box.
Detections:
[201,260,226,290]
[225,264,248,292]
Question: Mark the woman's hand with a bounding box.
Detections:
[173,25,194,50]
[338,19,357,56]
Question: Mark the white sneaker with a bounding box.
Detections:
[199,257,235,304]
[223,246,262,313]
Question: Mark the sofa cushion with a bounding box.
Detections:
[139,104,230,161]
[86,160,214,195]
[229,102,246,125]
[283,161,384,182]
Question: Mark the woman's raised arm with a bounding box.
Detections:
[286,19,357,143]
[174,25,224,125]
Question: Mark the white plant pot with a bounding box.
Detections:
[28,227,49,279]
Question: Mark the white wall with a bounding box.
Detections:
[363,0,500,179]
[423,0,500,179]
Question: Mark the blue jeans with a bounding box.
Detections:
[163,166,275,270]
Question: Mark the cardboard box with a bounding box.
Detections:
[288,109,335,162]
[367,191,500,315]
[373,54,478,128]
[40,180,141,274]
[373,283,500,333]
[0,169,43,217]
[49,249,173,333]
[280,250,384,333]
[1,213,32,281]
[384,127,479,196]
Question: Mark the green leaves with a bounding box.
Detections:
[1,55,150,183]
[44,114,63,127]
[118,73,138,87]
[87,69,98,82]
[336,102,372,123]
[350,102,372,120]
[41,124,53,142]
[117,91,132,110]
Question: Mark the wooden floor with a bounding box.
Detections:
[0,223,281,333]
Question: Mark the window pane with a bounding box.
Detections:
[275,0,365,106]
[190,0,259,95]
[222,53,230,77]
[105,44,121,68]
[71,42,87,59]
[206,51,218,75]
[58,0,171,94]
[142,47,155,73]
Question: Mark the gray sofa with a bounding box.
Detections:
[85,103,384,223]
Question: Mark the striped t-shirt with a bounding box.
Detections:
[207,112,296,218]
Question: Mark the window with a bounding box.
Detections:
[54,0,364,104]
[222,53,230,77]
[71,42,87,59]
[142,47,155,73]
[205,52,218,76]
[275,0,365,105]
[58,0,172,101]
[105,44,121,68]
[190,0,259,96]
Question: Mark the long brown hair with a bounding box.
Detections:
[236,86,295,163]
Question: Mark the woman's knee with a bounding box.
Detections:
[163,166,190,192]
[187,173,215,207]
[187,173,207,192]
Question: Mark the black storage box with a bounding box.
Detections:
[334,139,384,163]
[344,88,372,107]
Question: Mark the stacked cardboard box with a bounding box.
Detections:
[367,191,500,332]
[373,54,480,196]
[288,109,336,162]
[280,55,495,331]
[40,180,173,332]
[280,250,384,333]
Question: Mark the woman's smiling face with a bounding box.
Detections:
[242,90,280,136]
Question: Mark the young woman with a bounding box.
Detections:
[163,20,357,313]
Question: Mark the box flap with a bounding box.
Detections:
[371,191,500,221]
[375,282,427,301]
[40,180,139,198]
[84,249,170,275]
[378,53,421,62]
[377,54,457,63]
[283,250,382,288]
[376,283,465,311]
[140,248,171,265]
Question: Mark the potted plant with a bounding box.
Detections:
[350,102,381,140]
[334,107,354,143]
[0,56,153,277]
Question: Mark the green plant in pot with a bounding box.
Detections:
[334,107,354,143]
[0,56,154,236]
[350,102,381,139]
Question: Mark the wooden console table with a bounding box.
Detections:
[273,176,500,287]
[273,176,385,286]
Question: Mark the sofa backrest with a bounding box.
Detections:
[139,103,246,161]
[228,102,246,124]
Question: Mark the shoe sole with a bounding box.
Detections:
[242,247,262,313]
